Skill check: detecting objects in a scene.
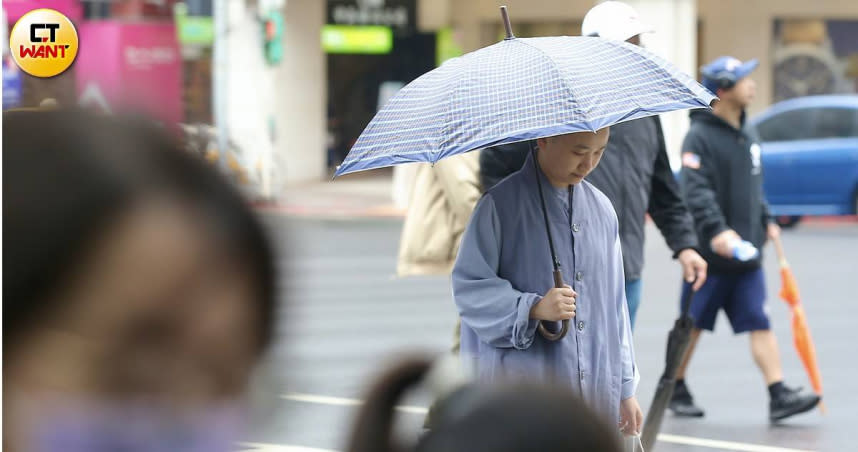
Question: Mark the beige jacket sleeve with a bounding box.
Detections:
[396,152,482,276]
[434,151,482,229]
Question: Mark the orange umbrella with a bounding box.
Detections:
[772,235,825,413]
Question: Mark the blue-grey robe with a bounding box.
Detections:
[452,151,639,423]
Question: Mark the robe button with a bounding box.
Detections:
[575,271,583,281]
[577,321,586,331]
[572,223,580,233]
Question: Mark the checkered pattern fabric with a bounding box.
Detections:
[335,36,716,177]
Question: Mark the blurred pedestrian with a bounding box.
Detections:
[670,56,821,421]
[397,152,481,353]
[479,1,708,329]
[454,129,642,435]
[346,357,622,452]
[3,108,277,451]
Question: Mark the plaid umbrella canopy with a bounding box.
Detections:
[334,15,715,177]
[335,7,715,345]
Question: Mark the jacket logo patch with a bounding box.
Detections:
[682,152,701,169]
[750,143,762,175]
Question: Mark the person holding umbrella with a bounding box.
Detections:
[670,56,821,421]
[452,128,643,434]
[479,1,709,329]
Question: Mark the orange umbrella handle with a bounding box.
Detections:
[771,233,789,268]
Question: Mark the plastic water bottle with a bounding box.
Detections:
[729,238,759,261]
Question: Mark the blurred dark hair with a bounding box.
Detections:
[346,357,621,452]
[2,108,276,351]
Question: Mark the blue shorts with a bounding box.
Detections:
[680,268,770,333]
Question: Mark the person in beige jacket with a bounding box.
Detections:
[397,151,482,352]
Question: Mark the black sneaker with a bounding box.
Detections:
[669,381,705,418]
[769,385,820,422]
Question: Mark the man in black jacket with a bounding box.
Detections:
[479,1,708,329]
[670,56,820,422]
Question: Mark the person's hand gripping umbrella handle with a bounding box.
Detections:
[536,271,571,341]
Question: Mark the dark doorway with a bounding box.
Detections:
[327,32,436,169]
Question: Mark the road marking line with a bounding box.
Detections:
[237,442,336,452]
[280,392,817,452]
[282,393,428,414]
[656,434,815,452]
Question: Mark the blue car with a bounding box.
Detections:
[747,95,858,227]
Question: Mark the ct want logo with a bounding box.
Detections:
[9,9,79,78]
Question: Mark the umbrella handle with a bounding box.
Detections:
[771,232,789,267]
[680,277,697,320]
[538,270,570,341]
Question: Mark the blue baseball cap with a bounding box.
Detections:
[700,56,758,94]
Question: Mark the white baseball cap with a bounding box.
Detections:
[581,1,654,42]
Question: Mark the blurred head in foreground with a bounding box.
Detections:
[346,357,621,452]
[3,109,276,451]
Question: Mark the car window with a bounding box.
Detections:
[812,107,858,139]
[756,109,815,142]
[756,106,858,142]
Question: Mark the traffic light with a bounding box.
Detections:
[262,11,284,65]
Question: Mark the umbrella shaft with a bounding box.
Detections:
[531,143,570,342]
[530,144,560,272]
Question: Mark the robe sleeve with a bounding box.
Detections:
[613,230,640,400]
[452,193,542,350]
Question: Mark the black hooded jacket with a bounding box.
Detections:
[679,109,773,274]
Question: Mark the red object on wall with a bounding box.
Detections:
[265,20,276,41]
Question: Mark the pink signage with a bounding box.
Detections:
[3,0,83,23]
[75,21,183,126]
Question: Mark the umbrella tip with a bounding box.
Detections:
[500,6,515,39]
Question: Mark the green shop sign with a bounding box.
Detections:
[174,3,214,45]
[322,25,393,54]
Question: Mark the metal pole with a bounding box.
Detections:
[213,0,229,172]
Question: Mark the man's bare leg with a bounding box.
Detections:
[750,329,784,384]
